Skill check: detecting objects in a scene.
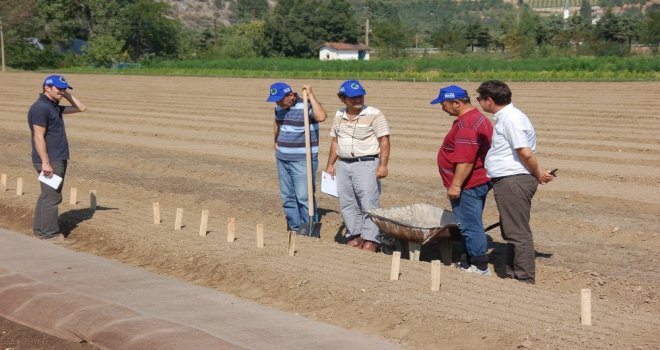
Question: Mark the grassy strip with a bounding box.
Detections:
[144,56,660,73]
[62,66,659,81]
[60,56,659,81]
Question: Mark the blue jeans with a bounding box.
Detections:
[276,155,318,233]
[449,182,492,267]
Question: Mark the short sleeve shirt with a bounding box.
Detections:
[329,106,390,158]
[28,94,69,163]
[437,108,493,189]
[485,104,537,178]
[274,97,319,161]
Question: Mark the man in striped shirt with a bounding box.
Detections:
[325,80,391,252]
[432,85,493,275]
[268,82,327,236]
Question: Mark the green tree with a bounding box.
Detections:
[593,8,642,55]
[596,9,626,42]
[0,0,62,69]
[465,22,491,52]
[430,22,469,54]
[122,0,182,60]
[83,34,125,66]
[496,7,541,57]
[579,0,592,24]
[639,4,660,55]
[2,0,190,67]
[261,0,315,57]
[231,0,269,23]
[371,17,411,57]
[203,21,264,58]
[261,0,359,58]
[315,0,360,43]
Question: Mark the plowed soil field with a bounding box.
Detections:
[0,72,658,349]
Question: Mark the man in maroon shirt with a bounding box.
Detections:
[431,85,493,275]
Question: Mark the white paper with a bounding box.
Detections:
[321,171,338,197]
[38,172,63,190]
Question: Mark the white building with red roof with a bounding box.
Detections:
[318,42,370,61]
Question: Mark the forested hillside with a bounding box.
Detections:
[0,0,657,70]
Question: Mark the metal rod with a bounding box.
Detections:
[0,18,6,72]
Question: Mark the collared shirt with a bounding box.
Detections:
[28,94,69,163]
[485,103,537,178]
[329,106,390,159]
[437,108,493,189]
[274,97,319,161]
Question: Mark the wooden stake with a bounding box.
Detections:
[198,210,209,236]
[287,230,296,256]
[408,241,421,261]
[581,288,592,326]
[390,251,401,281]
[90,190,97,210]
[301,89,315,236]
[1,174,6,192]
[256,224,264,248]
[152,202,161,225]
[69,187,77,205]
[16,177,23,196]
[431,260,441,291]
[227,217,236,242]
[174,208,183,231]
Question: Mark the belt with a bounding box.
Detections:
[491,173,531,183]
[339,155,379,163]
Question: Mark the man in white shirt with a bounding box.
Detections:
[476,80,554,284]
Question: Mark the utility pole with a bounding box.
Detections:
[364,7,371,48]
[0,17,5,72]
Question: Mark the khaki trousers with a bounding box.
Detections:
[492,174,538,282]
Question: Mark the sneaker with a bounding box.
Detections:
[461,265,492,276]
[453,262,469,270]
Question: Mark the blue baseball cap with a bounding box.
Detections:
[338,80,366,97]
[43,75,72,89]
[267,82,292,102]
[430,85,468,104]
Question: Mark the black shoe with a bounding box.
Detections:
[40,233,61,240]
[297,227,309,237]
[516,278,535,285]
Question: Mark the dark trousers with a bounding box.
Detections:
[492,174,538,282]
[33,160,67,236]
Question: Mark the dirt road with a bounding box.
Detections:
[0,72,658,349]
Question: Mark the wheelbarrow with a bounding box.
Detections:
[365,203,493,265]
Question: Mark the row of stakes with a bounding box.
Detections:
[152,202,293,256]
[151,201,594,326]
[1,173,593,326]
[1,174,97,209]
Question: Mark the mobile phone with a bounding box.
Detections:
[549,168,559,177]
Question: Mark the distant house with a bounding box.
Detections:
[318,42,369,61]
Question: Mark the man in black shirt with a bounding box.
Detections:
[28,75,87,239]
